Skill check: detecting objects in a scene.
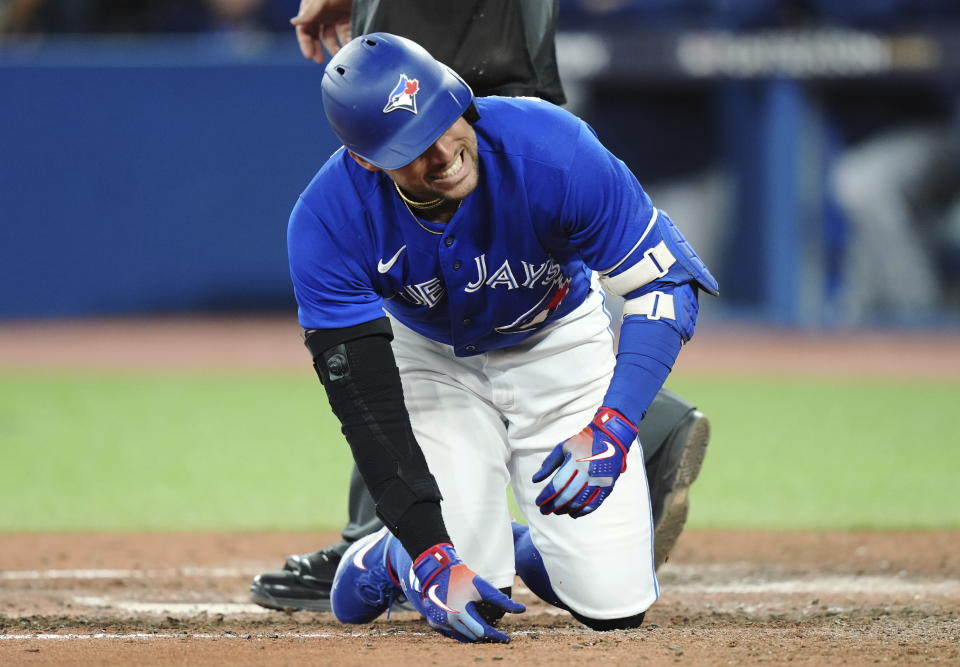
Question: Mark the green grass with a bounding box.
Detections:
[1,371,958,532]
[668,374,960,530]
[0,370,345,532]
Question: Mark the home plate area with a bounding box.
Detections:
[1,531,958,665]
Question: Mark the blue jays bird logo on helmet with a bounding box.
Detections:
[322,33,473,169]
[383,74,420,114]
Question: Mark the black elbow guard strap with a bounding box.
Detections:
[305,317,394,384]
[313,324,443,535]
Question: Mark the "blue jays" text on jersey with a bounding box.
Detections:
[288,97,710,357]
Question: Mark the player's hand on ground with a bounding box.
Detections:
[413,544,525,643]
[533,407,638,518]
[290,0,352,64]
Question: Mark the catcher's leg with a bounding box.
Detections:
[640,389,711,568]
[340,464,385,546]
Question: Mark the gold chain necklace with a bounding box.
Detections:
[397,196,462,235]
[394,182,444,210]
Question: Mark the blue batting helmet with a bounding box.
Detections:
[321,33,474,170]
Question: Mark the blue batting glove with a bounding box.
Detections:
[532,407,638,518]
[413,543,525,643]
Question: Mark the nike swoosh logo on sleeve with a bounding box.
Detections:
[576,441,617,462]
[377,245,407,273]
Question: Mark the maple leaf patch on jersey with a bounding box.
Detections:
[383,74,420,114]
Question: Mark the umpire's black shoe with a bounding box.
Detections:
[646,409,710,570]
[249,547,342,612]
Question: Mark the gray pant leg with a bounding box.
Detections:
[637,388,696,463]
[333,465,384,555]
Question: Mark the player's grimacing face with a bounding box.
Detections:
[387,117,479,202]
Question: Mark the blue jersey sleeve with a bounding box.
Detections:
[287,197,385,330]
[555,118,717,426]
[560,122,657,273]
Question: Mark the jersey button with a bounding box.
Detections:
[444,236,454,247]
[462,317,472,326]
[465,345,476,352]
[453,260,462,270]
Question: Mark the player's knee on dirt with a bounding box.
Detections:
[570,610,646,631]
[473,587,512,626]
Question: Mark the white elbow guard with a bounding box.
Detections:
[599,209,719,298]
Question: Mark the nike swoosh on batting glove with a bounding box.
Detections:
[532,407,638,519]
[412,543,525,643]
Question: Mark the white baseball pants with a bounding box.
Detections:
[389,286,659,619]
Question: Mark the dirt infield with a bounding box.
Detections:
[2,315,960,377]
[1,530,959,665]
[2,318,959,664]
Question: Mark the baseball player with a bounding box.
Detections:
[281,33,718,642]
[252,0,712,616]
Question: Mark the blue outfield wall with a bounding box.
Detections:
[1,37,343,318]
[4,33,960,326]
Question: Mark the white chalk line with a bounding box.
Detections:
[665,576,960,596]
[72,596,270,615]
[0,632,420,641]
[0,629,578,641]
[65,595,569,618]
[5,564,958,597]
[0,566,263,581]
[657,563,960,597]
[2,563,956,641]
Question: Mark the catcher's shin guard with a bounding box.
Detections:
[645,405,710,569]
[331,528,408,623]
